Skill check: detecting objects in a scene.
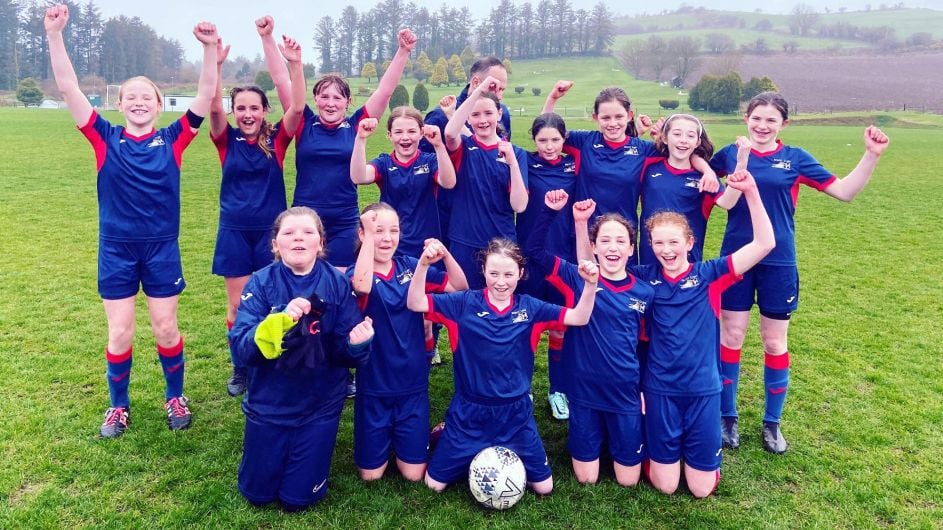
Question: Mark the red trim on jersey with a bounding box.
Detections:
[545,257,576,307]
[369,161,384,187]
[563,144,582,174]
[543,155,563,166]
[472,136,499,151]
[426,273,449,294]
[764,351,790,370]
[356,291,369,311]
[172,114,197,168]
[211,125,228,165]
[662,263,694,284]
[157,337,184,358]
[664,159,693,175]
[449,145,464,173]
[391,150,420,168]
[425,295,459,351]
[374,266,395,281]
[548,333,564,350]
[530,307,567,353]
[751,140,785,158]
[484,290,513,315]
[701,193,718,221]
[78,111,108,172]
[720,345,741,363]
[604,136,630,150]
[600,274,637,293]
[226,319,234,330]
[708,255,742,316]
[273,118,292,169]
[105,347,132,363]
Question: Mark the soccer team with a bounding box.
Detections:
[44,4,890,511]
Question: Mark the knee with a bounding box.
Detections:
[616,474,640,488]
[574,472,597,485]
[649,471,679,495]
[398,464,426,483]
[688,477,718,498]
[107,322,135,351]
[530,477,554,496]
[424,473,446,492]
[760,330,788,355]
[359,467,385,482]
[721,320,747,346]
[151,316,180,345]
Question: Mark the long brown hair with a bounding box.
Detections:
[230,86,274,159]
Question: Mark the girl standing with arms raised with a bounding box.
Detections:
[45,4,217,437]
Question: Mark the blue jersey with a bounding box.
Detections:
[229,259,367,427]
[517,153,578,263]
[370,151,441,257]
[633,257,740,397]
[563,130,659,230]
[546,257,654,413]
[420,84,512,153]
[212,122,290,230]
[448,135,529,247]
[345,256,447,397]
[79,111,198,242]
[292,105,368,219]
[426,290,565,401]
[712,141,836,266]
[639,158,723,265]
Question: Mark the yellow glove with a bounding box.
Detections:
[253,312,297,359]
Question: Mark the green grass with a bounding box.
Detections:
[1,92,942,529]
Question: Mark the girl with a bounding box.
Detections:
[350,107,456,258]
[528,190,655,487]
[229,207,374,511]
[45,4,217,437]
[210,35,306,397]
[712,92,890,454]
[542,81,718,250]
[630,169,775,497]
[515,113,579,420]
[407,238,599,495]
[260,16,417,270]
[347,203,467,481]
[444,77,529,290]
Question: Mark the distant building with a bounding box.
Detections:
[164,94,231,112]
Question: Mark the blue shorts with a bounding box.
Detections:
[644,392,722,472]
[354,391,430,470]
[212,227,273,277]
[238,416,340,508]
[427,394,552,485]
[98,239,185,299]
[721,264,799,315]
[447,240,485,290]
[568,403,644,466]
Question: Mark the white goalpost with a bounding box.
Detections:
[105,84,121,110]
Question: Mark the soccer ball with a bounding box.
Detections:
[468,446,526,510]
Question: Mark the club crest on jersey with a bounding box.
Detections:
[628,298,647,313]
[397,269,414,285]
[771,159,792,170]
[511,309,529,323]
[147,136,165,148]
[679,276,701,289]
[564,162,576,173]
[623,146,639,156]
[684,178,700,188]
[414,164,430,175]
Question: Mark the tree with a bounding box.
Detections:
[389,84,409,110]
[335,6,359,76]
[447,54,463,85]
[460,46,476,77]
[254,70,274,92]
[782,40,800,53]
[589,2,615,53]
[430,58,448,87]
[361,62,377,82]
[502,58,513,74]
[645,36,669,82]
[906,32,934,47]
[659,99,680,110]
[413,51,433,82]
[314,16,335,73]
[413,82,430,111]
[690,72,742,113]
[0,0,18,89]
[619,40,646,78]
[236,62,252,82]
[789,4,820,37]
[742,76,778,101]
[16,77,43,106]
[379,59,391,78]
[704,33,735,54]
[531,87,542,96]
[668,36,701,86]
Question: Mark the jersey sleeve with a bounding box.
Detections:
[544,257,583,308]
[425,291,465,325]
[514,145,529,188]
[370,154,389,187]
[271,119,293,165]
[795,147,837,191]
[709,144,735,176]
[424,262,449,294]
[166,114,199,168]
[327,275,371,368]
[705,255,742,315]
[351,105,368,125]
[528,296,567,351]
[77,111,112,171]
[210,124,230,164]
[565,129,593,150]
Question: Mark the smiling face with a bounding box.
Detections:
[665,117,701,167]
[534,125,564,161]
[314,81,351,126]
[272,213,323,275]
[388,115,423,161]
[362,208,400,264]
[118,78,161,132]
[593,100,631,143]
[232,90,267,139]
[592,219,633,280]
[469,97,501,141]
[745,103,788,152]
[483,253,522,305]
[649,221,694,277]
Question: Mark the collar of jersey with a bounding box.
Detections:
[373,261,396,281]
[540,154,565,166]
[600,274,636,292]
[751,139,785,157]
[664,159,696,175]
[603,135,630,150]
[121,128,157,141]
[661,262,694,284]
[483,289,514,315]
[391,150,420,167]
[472,136,500,151]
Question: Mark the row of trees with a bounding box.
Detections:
[687,73,778,114]
[0,0,185,90]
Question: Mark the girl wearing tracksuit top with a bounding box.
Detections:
[45,4,217,438]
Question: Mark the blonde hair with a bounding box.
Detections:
[119,76,163,105]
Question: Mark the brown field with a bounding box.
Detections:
[695,50,943,115]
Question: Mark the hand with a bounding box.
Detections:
[349,316,374,346]
[44,4,69,33]
[279,35,302,63]
[439,94,456,117]
[735,135,752,169]
[578,259,599,284]
[357,118,378,139]
[698,173,721,193]
[475,75,501,97]
[255,15,274,36]
[360,209,378,237]
[573,199,596,223]
[550,80,573,100]
[193,22,218,46]
[284,297,312,321]
[864,125,889,156]
[398,28,418,52]
[637,114,653,137]
[496,140,514,159]
[650,117,666,140]
[544,189,569,211]
[422,125,442,147]
[725,169,757,193]
[216,38,231,66]
[420,239,447,265]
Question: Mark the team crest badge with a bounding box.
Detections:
[511,309,529,323]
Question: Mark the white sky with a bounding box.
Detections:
[82,0,941,61]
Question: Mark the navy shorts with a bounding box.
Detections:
[354,391,430,470]
[721,264,799,315]
[644,392,722,472]
[238,416,340,508]
[98,239,185,299]
[568,402,644,466]
[212,227,273,277]
[427,394,552,485]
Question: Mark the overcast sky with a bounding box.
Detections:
[82,0,940,61]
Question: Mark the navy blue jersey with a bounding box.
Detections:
[419,84,512,153]
[229,259,368,427]
[563,130,659,231]
[79,111,198,242]
[639,158,723,265]
[345,256,447,397]
[292,105,368,218]
[212,122,290,230]
[546,257,654,413]
[370,151,441,257]
[426,290,565,401]
[712,141,836,266]
[448,135,529,247]
[633,257,740,397]
[516,153,578,263]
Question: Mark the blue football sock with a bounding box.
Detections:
[763,351,790,424]
[720,345,741,418]
[158,338,185,400]
[106,347,133,408]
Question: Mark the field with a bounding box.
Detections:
[1,75,943,528]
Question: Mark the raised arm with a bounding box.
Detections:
[500,141,528,213]
[715,136,751,210]
[407,242,446,313]
[188,22,220,123]
[210,38,231,137]
[279,34,306,134]
[364,28,417,117]
[523,190,569,272]
[692,154,720,193]
[572,199,597,263]
[424,238,468,292]
[822,126,889,202]
[445,75,499,150]
[350,210,378,295]
[562,260,599,326]
[44,4,92,126]
[256,16,292,110]
[542,80,573,115]
[350,118,380,185]
[727,169,775,275]
[423,125,456,189]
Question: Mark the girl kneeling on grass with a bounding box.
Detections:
[45,4,217,437]
[229,207,374,511]
[347,203,467,482]
[408,238,598,496]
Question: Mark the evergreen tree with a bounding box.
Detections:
[389,83,409,110]
[412,82,429,111]
[361,62,377,82]
[16,77,43,105]
[431,57,448,87]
